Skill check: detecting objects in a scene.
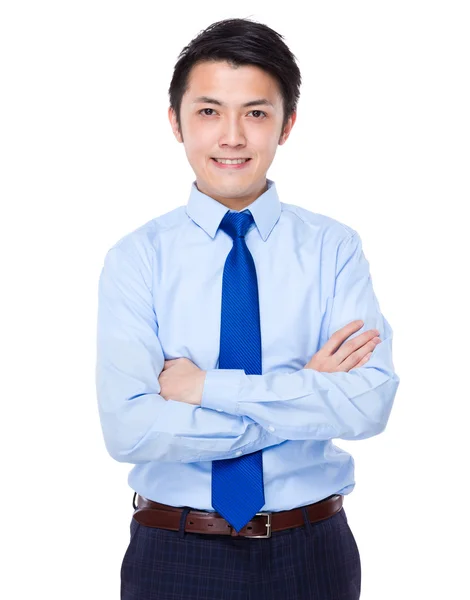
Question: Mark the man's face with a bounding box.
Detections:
[168,60,296,210]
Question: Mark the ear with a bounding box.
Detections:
[279,111,297,146]
[168,107,183,143]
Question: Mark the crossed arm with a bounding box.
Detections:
[95,233,400,464]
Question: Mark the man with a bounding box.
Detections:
[96,17,400,600]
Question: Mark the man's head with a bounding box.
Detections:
[168,18,302,210]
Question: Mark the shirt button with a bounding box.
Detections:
[268,425,275,432]
[235,450,242,456]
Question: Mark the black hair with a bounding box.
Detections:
[168,18,302,140]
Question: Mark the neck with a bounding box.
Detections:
[197,180,268,211]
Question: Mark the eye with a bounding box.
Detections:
[198,109,267,119]
[249,110,267,119]
[199,108,217,116]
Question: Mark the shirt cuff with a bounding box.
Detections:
[201,369,245,415]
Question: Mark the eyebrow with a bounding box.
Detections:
[191,96,274,108]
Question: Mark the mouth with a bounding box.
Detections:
[211,158,252,170]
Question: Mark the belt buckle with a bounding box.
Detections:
[249,512,272,538]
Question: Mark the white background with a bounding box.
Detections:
[1,1,469,598]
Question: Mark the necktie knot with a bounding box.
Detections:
[218,210,254,240]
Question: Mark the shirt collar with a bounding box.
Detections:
[185,178,281,242]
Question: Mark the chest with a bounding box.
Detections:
[152,227,336,373]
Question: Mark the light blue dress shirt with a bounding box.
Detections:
[96,178,400,512]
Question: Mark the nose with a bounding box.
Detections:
[219,116,247,148]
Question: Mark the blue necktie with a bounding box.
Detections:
[211,209,265,533]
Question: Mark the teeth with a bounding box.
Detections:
[214,158,249,165]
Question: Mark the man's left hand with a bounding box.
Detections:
[158,357,206,406]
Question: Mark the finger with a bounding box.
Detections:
[334,330,380,364]
[340,340,379,371]
[349,352,373,371]
[322,320,364,356]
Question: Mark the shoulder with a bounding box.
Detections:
[280,201,358,246]
[100,206,188,288]
[107,205,187,257]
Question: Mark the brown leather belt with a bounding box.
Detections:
[132,493,343,538]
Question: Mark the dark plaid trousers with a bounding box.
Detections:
[121,503,361,599]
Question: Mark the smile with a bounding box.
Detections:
[211,158,252,170]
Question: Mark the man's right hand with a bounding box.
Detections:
[303,320,382,373]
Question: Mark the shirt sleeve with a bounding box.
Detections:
[201,231,400,441]
[95,242,285,464]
